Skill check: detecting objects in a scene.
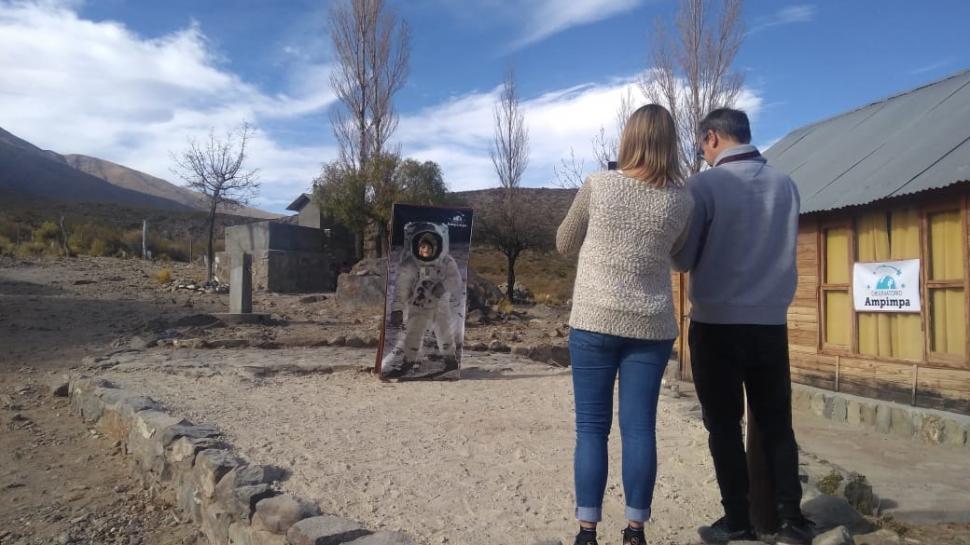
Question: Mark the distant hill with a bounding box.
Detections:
[0,126,277,219]
[452,187,577,237]
[0,126,192,211]
[64,154,278,220]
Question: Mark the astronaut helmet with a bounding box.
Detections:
[403,221,450,266]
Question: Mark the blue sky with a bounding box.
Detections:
[1,0,968,212]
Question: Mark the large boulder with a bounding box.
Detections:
[467,269,503,312]
[335,258,387,310]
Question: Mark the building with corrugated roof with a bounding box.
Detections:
[677,71,970,415]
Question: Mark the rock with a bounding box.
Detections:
[205,339,251,349]
[343,532,417,545]
[875,405,891,434]
[330,336,347,347]
[160,423,222,446]
[167,436,227,467]
[336,258,387,310]
[467,342,488,352]
[201,503,234,545]
[49,376,70,397]
[488,340,511,353]
[466,269,503,312]
[252,495,321,534]
[299,295,328,304]
[853,529,901,545]
[829,397,848,423]
[842,474,876,515]
[861,403,877,427]
[811,393,826,417]
[511,345,531,356]
[890,407,915,438]
[529,344,570,366]
[813,525,854,545]
[465,309,484,325]
[74,279,96,285]
[846,401,863,426]
[801,495,875,535]
[916,414,945,444]
[174,314,223,328]
[286,515,370,545]
[194,449,243,499]
[220,484,277,523]
[346,336,365,348]
[228,522,286,545]
[943,418,968,449]
[127,410,191,477]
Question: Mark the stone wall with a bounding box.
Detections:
[793,384,970,450]
[66,375,415,545]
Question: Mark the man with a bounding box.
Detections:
[672,109,813,545]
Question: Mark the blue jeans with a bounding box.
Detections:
[570,328,673,523]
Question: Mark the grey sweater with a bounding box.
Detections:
[671,145,800,325]
[557,170,693,340]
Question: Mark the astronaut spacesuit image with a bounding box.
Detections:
[380,220,465,379]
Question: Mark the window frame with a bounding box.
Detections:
[921,198,970,365]
[815,194,970,370]
[818,219,855,354]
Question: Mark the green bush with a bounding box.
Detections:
[33,221,61,245]
[0,235,14,256]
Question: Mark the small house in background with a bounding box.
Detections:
[676,71,970,415]
[285,193,357,266]
[214,194,356,292]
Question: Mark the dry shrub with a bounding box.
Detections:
[152,268,173,284]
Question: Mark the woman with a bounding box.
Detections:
[556,104,692,545]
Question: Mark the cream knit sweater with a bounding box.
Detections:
[557,170,693,340]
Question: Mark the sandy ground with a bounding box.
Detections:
[95,347,722,545]
[793,412,970,524]
[5,256,970,545]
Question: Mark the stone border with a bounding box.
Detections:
[66,374,417,545]
[792,384,970,450]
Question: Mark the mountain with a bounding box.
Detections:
[63,154,278,220]
[0,126,192,211]
[0,126,278,219]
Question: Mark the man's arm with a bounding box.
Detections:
[671,181,708,272]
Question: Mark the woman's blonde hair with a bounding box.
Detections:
[617,104,683,187]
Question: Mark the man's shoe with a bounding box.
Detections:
[697,516,756,544]
[775,517,814,545]
[622,526,645,545]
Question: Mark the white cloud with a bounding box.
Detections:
[0,1,337,212]
[750,4,816,33]
[509,0,644,50]
[398,76,763,192]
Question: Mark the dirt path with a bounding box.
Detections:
[1,257,215,545]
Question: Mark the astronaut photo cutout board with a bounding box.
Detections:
[377,204,474,381]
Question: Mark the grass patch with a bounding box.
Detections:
[470,248,576,305]
[153,268,173,284]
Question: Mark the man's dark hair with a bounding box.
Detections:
[699,108,751,144]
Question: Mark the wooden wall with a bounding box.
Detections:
[785,199,970,415]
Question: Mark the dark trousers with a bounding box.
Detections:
[688,321,803,527]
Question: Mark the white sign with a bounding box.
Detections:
[853,259,921,313]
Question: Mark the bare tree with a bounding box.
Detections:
[172,123,259,282]
[479,69,550,302]
[328,0,410,257]
[553,147,586,189]
[640,0,745,174]
[554,88,636,189]
[592,87,637,169]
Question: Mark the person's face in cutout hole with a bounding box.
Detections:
[418,240,434,259]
